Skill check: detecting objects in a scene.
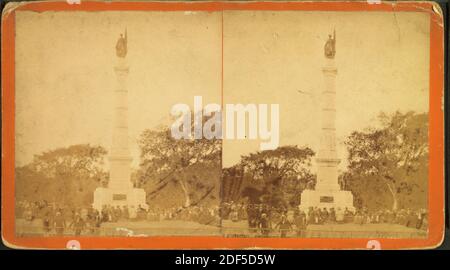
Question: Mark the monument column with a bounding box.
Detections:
[109,56,133,191]
[315,56,341,191]
[299,30,354,212]
[93,30,148,213]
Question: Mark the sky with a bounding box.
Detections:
[15,10,430,171]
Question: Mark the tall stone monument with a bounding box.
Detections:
[299,31,354,212]
[93,30,148,216]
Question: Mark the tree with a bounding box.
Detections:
[137,126,221,208]
[222,146,315,208]
[222,165,245,203]
[16,144,108,206]
[344,111,428,211]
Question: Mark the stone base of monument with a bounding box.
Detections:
[93,187,148,218]
[299,189,355,212]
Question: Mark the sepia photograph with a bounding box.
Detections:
[220,11,430,239]
[14,10,223,237]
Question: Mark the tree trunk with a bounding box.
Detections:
[386,182,398,211]
[179,177,191,207]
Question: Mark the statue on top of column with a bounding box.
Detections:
[324,29,336,59]
[116,29,127,58]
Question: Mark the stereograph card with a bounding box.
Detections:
[1,1,445,249]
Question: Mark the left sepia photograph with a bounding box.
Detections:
[14,10,222,237]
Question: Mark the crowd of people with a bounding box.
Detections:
[221,202,428,237]
[17,200,101,236]
[352,208,428,229]
[16,200,427,237]
[16,200,220,236]
[145,206,220,226]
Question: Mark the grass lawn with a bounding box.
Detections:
[16,218,427,238]
[221,220,427,238]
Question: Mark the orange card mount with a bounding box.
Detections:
[1,1,445,249]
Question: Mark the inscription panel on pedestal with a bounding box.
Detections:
[112,194,127,201]
[320,196,334,203]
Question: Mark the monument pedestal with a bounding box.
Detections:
[299,189,354,212]
[93,187,147,218]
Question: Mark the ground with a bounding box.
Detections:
[101,220,221,236]
[15,218,221,237]
[15,218,426,238]
[221,220,427,238]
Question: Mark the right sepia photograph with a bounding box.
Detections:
[221,11,430,239]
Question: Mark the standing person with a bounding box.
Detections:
[259,213,271,237]
[294,210,307,237]
[70,214,85,236]
[344,207,352,223]
[320,208,329,224]
[416,209,425,229]
[276,214,292,238]
[329,208,336,223]
[53,211,66,236]
[419,209,428,230]
[246,204,254,232]
[335,207,344,223]
[42,211,51,236]
[24,205,33,222]
[101,206,109,222]
[249,217,258,234]
[230,208,239,222]
[314,207,321,224]
[114,206,122,222]
[406,209,416,228]
[93,209,102,235]
[306,207,314,224]
[238,203,247,220]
